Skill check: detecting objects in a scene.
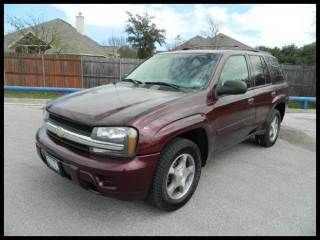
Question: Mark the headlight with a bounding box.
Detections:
[90,127,138,157]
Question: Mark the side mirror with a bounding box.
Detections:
[218,80,247,95]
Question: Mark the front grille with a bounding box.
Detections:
[47,130,90,153]
[48,113,92,136]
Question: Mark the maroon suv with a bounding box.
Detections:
[36,50,288,211]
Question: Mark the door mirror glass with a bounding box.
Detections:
[218,80,247,95]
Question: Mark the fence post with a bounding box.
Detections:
[42,54,45,87]
[80,55,84,88]
[119,58,122,81]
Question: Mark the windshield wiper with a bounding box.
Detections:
[121,78,142,85]
[144,81,181,91]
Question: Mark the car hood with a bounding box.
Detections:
[47,83,184,126]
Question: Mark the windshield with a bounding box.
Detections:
[125,52,221,89]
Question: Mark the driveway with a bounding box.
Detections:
[4,103,316,236]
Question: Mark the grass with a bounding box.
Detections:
[4,90,316,109]
[288,101,316,109]
[4,90,65,99]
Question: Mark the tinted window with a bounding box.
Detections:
[260,56,271,84]
[249,55,267,86]
[267,56,285,82]
[219,55,249,87]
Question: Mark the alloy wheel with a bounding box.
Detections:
[269,115,279,142]
[165,153,195,200]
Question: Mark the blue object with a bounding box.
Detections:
[288,96,316,109]
[4,86,82,93]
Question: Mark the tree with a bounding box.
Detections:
[103,35,127,49]
[256,43,316,65]
[118,46,138,58]
[280,44,300,64]
[6,14,64,54]
[102,35,138,58]
[125,11,166,59]
[165,42,176,51]
[207,16,220,49]
[162,35,183,51]
[102,35,127,57]
[201,16,220,49]
[174,35,183,48]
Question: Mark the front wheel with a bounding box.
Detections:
[149,137,202,211]
[256,109,281,147]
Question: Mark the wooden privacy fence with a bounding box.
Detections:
[4,53,144,89]
[281,64,316,97]
[4,53,82,88]
[81,56,144,88]
[3,53,316,96]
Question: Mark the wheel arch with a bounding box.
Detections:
[156,114,212,167]
[274,101,286,121]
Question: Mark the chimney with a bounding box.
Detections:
[76,12,84,34]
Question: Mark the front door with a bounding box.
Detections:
[208,54,257,152]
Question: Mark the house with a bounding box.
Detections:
[4,13,119,57]
[175,33,253,51]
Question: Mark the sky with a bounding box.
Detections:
[4,4,316,50]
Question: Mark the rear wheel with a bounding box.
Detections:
[149,138,202,211]
[256,109,281,147]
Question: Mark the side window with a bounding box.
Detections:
[267,57,285,82]
[260,56,271,84]
[249,55,266,86]
[219,55,249,87]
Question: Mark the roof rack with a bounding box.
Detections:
[245,49,260,52]
[176,47,272,55]
[228,46,261,52]
[180,46,260,51]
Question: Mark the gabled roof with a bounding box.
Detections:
[176,33,253,50]
[4,18,118,57]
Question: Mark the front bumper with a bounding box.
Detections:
[35,126,160,200]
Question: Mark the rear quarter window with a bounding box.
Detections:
[267,56,285,83]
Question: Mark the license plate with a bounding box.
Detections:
[44,153,62,174]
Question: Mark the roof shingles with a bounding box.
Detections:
[4,18,118,57]
[176,33,253,50]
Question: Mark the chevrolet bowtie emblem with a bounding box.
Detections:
[55,127,65,137]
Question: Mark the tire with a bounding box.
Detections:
[255,109,281,147]
[149,137,202,211]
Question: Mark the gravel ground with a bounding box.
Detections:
[4,103,316,236]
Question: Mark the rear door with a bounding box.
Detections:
[248,54,273,125]
[209,54,257,151]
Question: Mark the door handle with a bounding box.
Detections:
[248,98,254,104]
[271,91,276,97]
